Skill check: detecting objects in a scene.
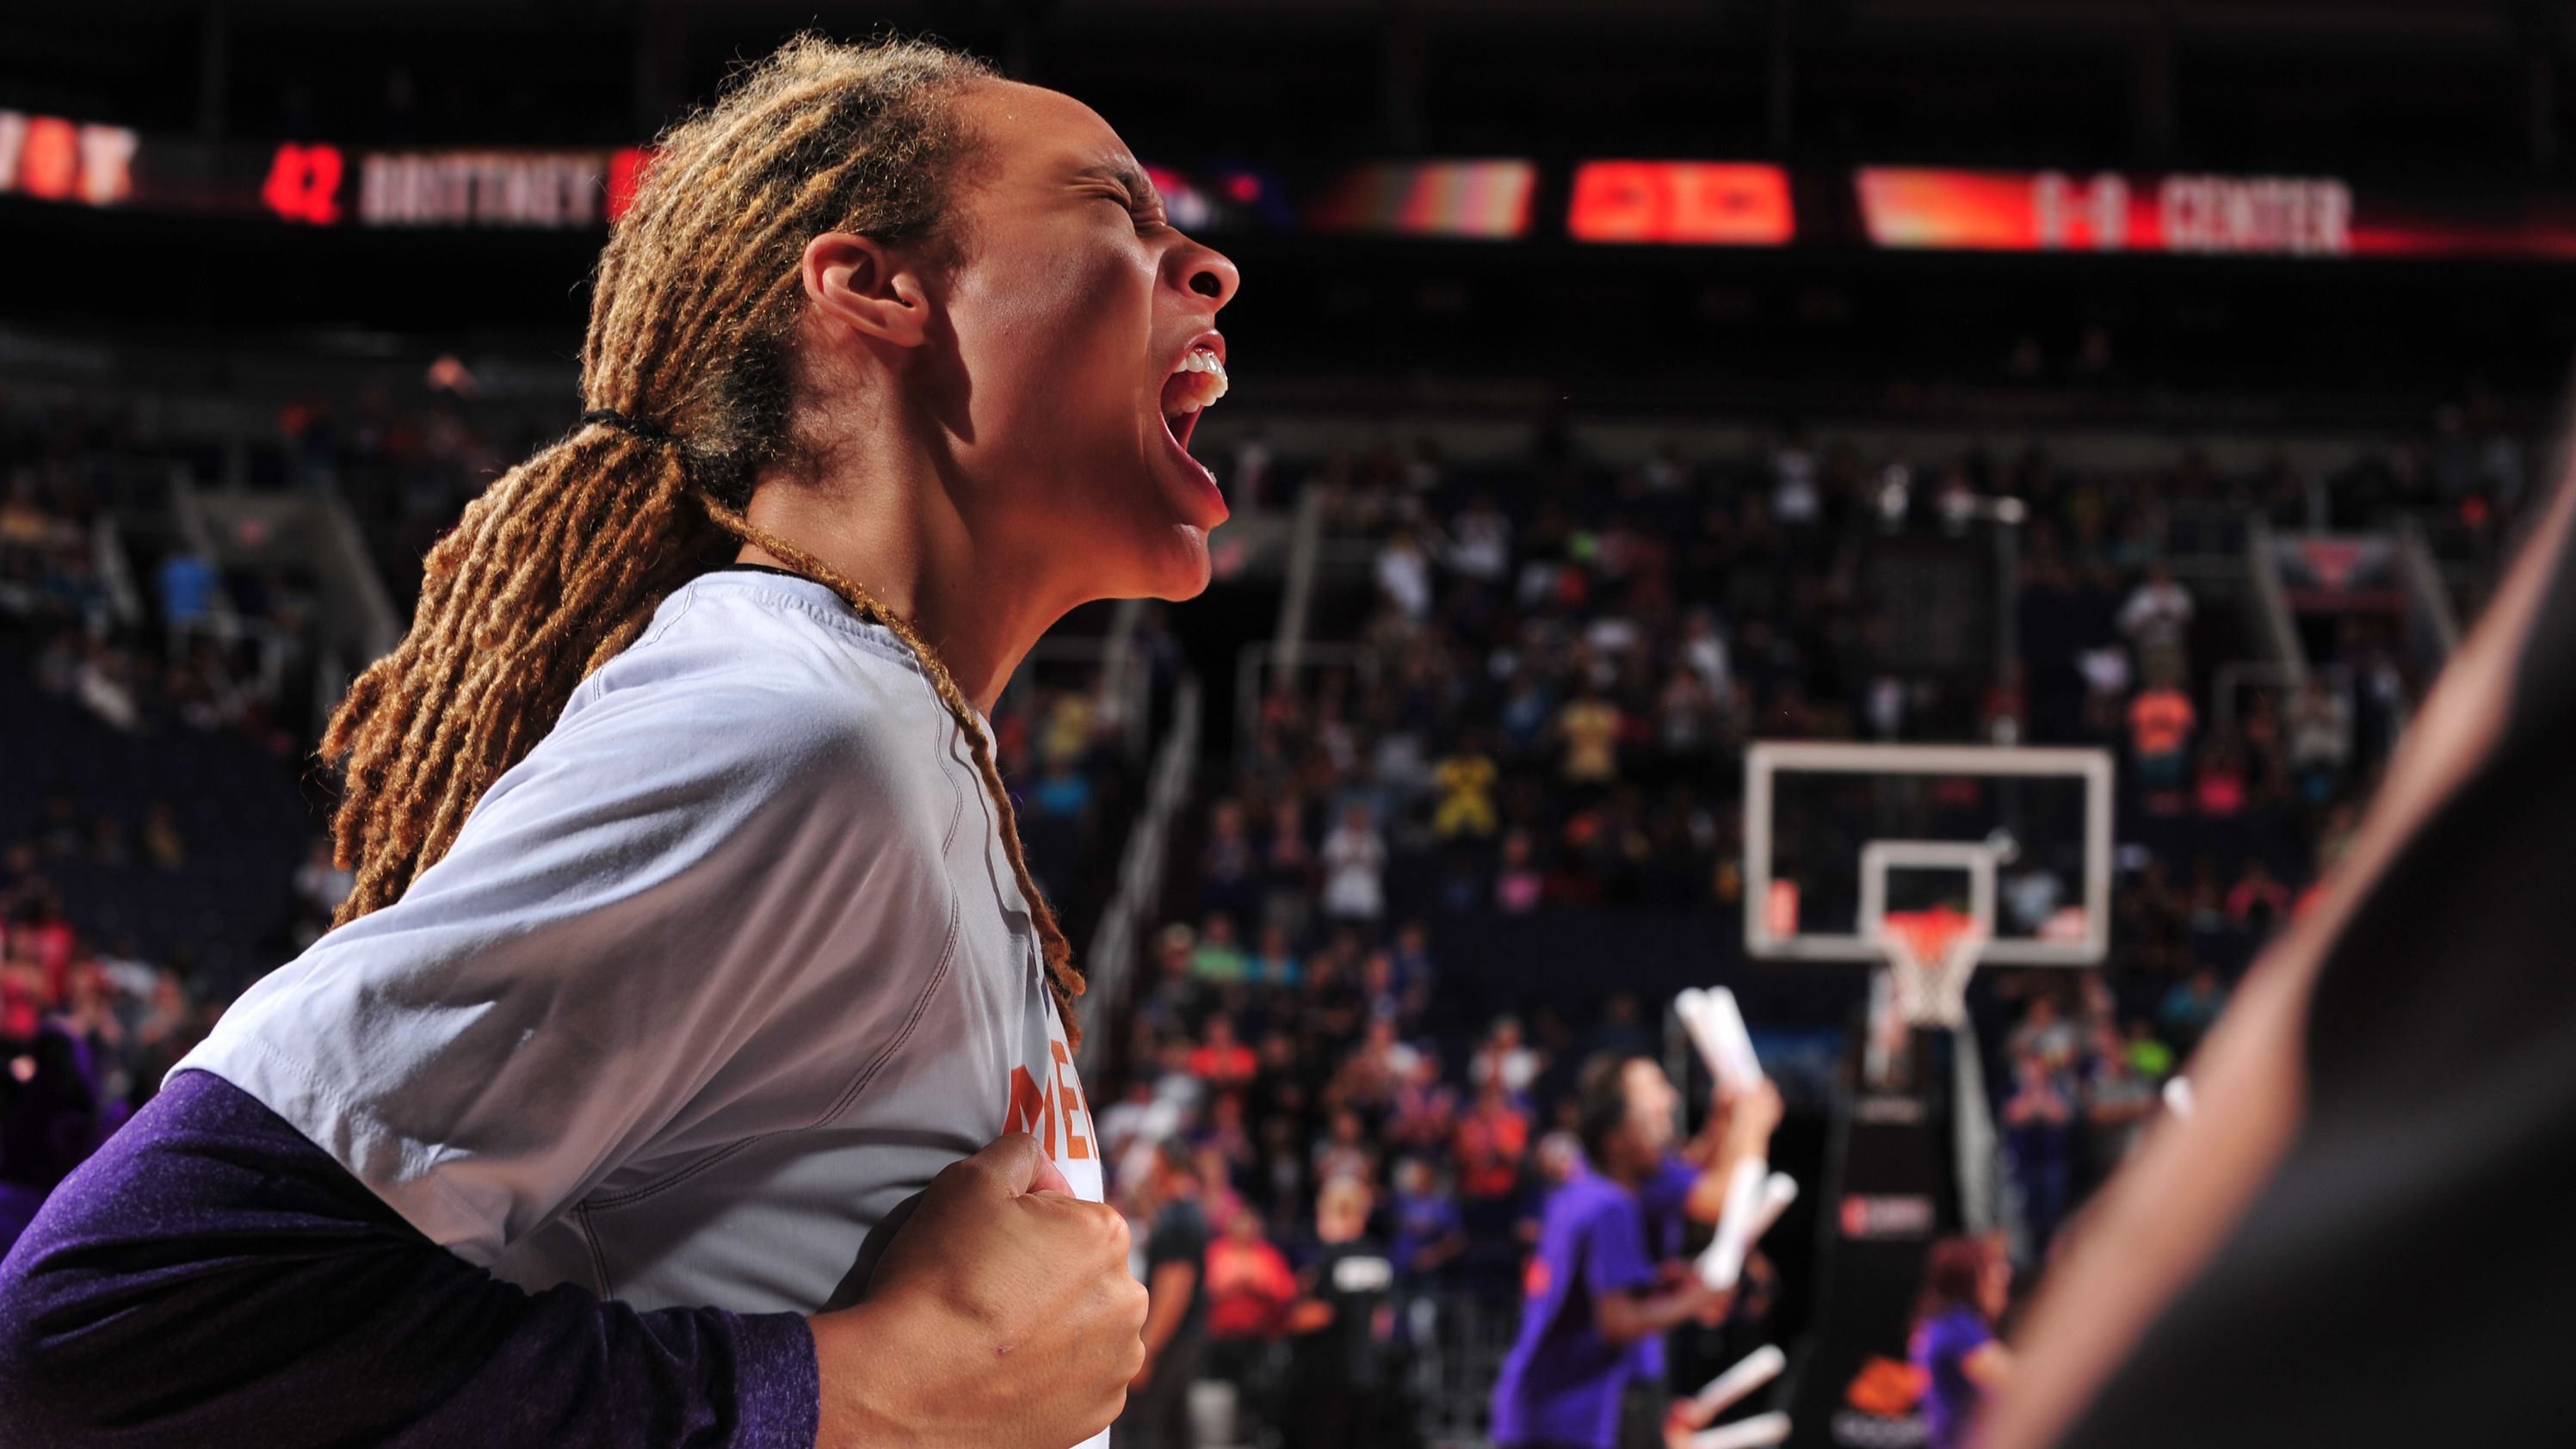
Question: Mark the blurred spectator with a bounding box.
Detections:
[1191,912,1251,983]
[2002,1052,2075,1259]
[1282,1177,1410,1449]
[1387,1156,1467,1288]
[2284,676,2353,800]
[2005,996,2079,1074]
[2118,559,2195,681]
[2128,672,2197,804]
[1204,1203,1298,1381]
[1469,1016,1544,1101]
[2225,860,2290,933]
[1124,1139,1212,1449]
[1431,737,1499,841]
[1247,921,1304,987]
[1321,805,1388,923]
[139,802,186,870]
[1314,1107,1381,1189]
[1202,798,1260,927]
[1554,687,1622,786]
[2080,1024,2157,1187]
[1454,1082,1530,1217]
[1189,1015,1259,1092]
[2159,966,2231,1057]
[1494,829,1544,915]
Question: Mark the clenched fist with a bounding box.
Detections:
[808,1134,1147,1449]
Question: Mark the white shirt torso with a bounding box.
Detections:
[173,571,1106,1340]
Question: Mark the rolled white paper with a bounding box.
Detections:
[1676,989,1729,1085]
[1745,1173,1798,1243]
[1689,1344,1787,1416]
[1689,1411,1792,1449]
[1704,988,1764,1094]
[2163,1076,2195,1119]
[1676,988,1764,1094]
[1696,1156,1771,1290]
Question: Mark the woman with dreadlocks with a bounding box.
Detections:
[0,32,1238,1449]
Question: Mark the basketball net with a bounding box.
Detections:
[1877,905,1986,1029]
[1869,904,2002,1236]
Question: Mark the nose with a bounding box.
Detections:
[1170,237,1239,310]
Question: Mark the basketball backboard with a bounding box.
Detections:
[1744,741,2115,967]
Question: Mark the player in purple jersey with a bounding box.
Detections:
[1911,1236,2014,1449]
[1490,1052,1782,1449]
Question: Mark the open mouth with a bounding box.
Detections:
[1158,343,1228,457]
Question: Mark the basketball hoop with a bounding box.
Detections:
[1876,905,1986,1028]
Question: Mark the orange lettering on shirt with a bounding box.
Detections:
[1004,1065,1058,1156]
[1051,1040,1092,1160]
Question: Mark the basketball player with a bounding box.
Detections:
[0,34,1236,1449]
[1490,1053,1782,1449]
[1979,460,2576,1446]
[1907,1236,2012,1449]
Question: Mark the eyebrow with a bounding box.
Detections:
[1071,158,1162,211]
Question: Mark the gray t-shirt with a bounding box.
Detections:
[172,570,1107,1332]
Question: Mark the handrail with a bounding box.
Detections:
[2243,517,2308,684]
[2394,511,2462,659]
[1078,674,1201,1081]
[1272,484,1324,675]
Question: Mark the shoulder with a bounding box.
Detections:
[1928,1309,1992,1356]
[513,572,960,817]
[1555,1175,1631,1232]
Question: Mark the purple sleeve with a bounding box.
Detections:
[0,1069,819,1449]
[1636,1154,1702,1224]
[1576,1193,1657,1298]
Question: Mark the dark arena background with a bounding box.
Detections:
[3,3,2571,1448]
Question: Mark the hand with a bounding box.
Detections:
[1690,1278,1736,1328]
[1666,1394,1720,1443]
[1719,1080,1784,1165]
[809,1134,1146,1449]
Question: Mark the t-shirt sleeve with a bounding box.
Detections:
[1636,1153,1702,1227]
[1576,1193,1658,1298]
[1926,1310,1994,1378]
[0,1068,815,1449]
[1147,1207,1210,1273]
[169,650,936,1269]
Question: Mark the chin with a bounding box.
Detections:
[1139,525,1214,601]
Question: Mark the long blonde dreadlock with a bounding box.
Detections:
[320,33,1089,1042]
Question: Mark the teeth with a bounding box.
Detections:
[1164,354,1228,417]
[1174,349,1229,386]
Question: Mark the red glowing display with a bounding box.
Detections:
[1567,162,1795,245]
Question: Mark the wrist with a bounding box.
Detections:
[808,1299,932,1449]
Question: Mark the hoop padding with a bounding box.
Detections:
[1879,907,1986,1028]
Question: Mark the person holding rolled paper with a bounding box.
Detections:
[1489,1051,1782,1449]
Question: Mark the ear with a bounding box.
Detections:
[801,231,932,349]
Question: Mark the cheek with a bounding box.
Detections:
[963,239,1154,437]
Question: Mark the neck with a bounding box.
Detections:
[1600,1152,1651,1191]
[736,429,1080,717]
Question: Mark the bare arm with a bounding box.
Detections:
[1596,1279,1731,1348]
[1961,1340,2014,1392]
[1133,1260,1199,1382]
[1683,1081,1784,1225]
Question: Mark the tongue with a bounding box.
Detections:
[1158,370,1191,416]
